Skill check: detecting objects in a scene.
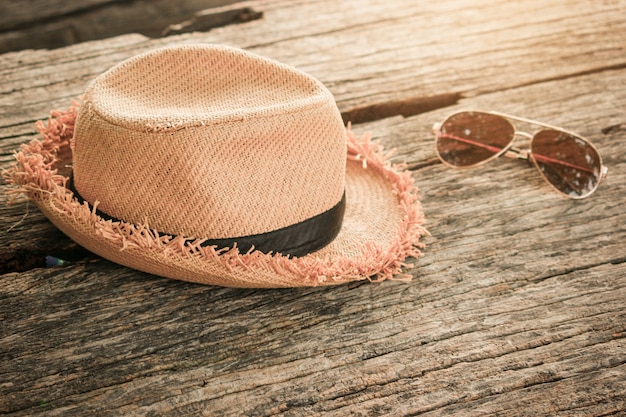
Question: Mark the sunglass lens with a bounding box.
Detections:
[531,130,602,198]
[436,111,515,167]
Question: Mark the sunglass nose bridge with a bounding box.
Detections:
[515,130,534,140]
[503,130,533,161]
[503,146,530,161]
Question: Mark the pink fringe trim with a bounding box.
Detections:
[4,102,428,287]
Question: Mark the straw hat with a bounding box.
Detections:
[5,44,427,288]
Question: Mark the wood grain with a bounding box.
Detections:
[1,0,625,415]
[0,0,246,53]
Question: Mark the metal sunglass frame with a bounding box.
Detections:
[432,110,609,199]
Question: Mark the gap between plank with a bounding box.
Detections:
[341,92,463,125]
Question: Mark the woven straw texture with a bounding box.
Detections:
[6,103,427,287]
[73,45,346,238]
[5,45,427,288]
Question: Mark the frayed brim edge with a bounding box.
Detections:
[4,101,428,287]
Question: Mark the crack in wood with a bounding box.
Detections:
[0,236,91,274]
[601,123,626,135]
[341,92,463,125]
[530,259,626,284]
[163,6,263,37]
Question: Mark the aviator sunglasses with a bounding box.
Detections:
[433,111,608,199]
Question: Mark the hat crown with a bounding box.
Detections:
[85,45,331,129]
[72,44,346,242]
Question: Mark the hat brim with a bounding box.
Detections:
[6,102,427,288]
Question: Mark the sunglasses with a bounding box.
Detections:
[433,111,608,199]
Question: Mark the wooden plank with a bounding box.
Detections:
[0,0,247,53]
[1,259,624,414]
[1,0,625,415]
[0,0,115,31]
[1,0,625,126]
[2,68,624,414]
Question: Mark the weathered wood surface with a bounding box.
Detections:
[0,0,252,54]
[1,0,625,415]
